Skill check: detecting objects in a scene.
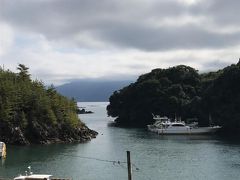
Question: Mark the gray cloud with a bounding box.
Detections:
[96,22,240,51]
[1,0,240,85]
[1,0,240,51]
[192,0,240,26]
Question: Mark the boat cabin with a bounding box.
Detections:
[152,115,170,122]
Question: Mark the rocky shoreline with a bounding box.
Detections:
[0,121,98,145]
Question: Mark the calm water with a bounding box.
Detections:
[1,102,240,180]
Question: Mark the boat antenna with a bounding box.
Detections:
[209,113,213,126]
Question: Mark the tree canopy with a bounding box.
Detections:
[202,62,240,134]
[107,65,201,127]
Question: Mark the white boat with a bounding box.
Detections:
[14,166,70,180]
[148,116,221,135]
[14,174,53,180]
[14,167,52,180]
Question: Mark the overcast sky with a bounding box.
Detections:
[0,0,239,85]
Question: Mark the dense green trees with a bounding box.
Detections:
[107,65,201,127]
[202,62,240,134]
[107,61,240,135]
[0,64,97,144]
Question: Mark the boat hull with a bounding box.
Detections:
[148,126,221,135]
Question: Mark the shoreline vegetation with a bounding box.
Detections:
[107,60,240,136]
[0,64,97,145]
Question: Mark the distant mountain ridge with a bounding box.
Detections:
[56,80,133,102]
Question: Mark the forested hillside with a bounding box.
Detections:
[0,64,97,145]
[107,61,240,135]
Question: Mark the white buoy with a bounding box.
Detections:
[0,142,6,158]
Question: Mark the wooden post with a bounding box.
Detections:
[127,151,132,180]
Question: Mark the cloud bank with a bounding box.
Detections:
[0,0,239,85]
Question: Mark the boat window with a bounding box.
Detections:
[171,124,185,127]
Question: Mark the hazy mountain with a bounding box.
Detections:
[56,80,133,102]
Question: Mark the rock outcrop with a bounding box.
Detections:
[0,121,97,145]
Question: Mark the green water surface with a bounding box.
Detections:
[1,102,240,180]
